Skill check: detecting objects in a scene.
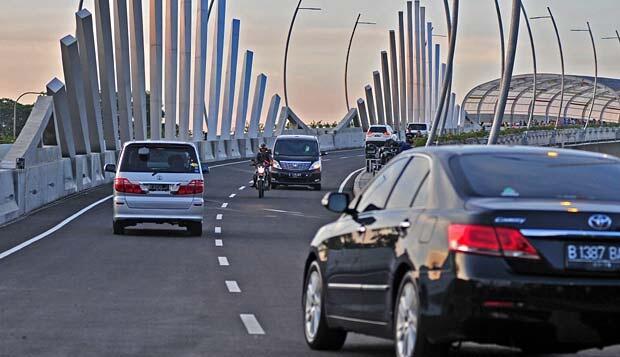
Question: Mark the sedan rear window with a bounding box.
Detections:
[120,144,200,174]
[451,152,620,201]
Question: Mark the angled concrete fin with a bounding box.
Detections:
[334,108,359,132]
[47,78,77,158]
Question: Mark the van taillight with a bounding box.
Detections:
[175,180,204,195]
[114,178,144,194]
[448,224,539,260]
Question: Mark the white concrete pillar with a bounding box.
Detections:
[248,74,267,139]
[94,0,119,150]
[434,44,441,120]
[234,51,253,138]
[357,98,370,132]
[373,71,385,125]
[60,35,91,155]
[406,1,414,124]
[448,92,456,129]
[389,31,400,132]
[455,104,462,128]
[76,10,106,153]
[192,0,208,141]
[129,0,148,140]
[164,0,178,139]
[364,85,377,125]
[420,7,427,124]
[178,0,191,141]
[381,51,393,127]
[113,0,133,143]
[263,94,281,137]
[220,19,240,140]
[427,22,434,125]
[398,11,407,131]
[414,0,421,123]
[47,78,77,158]
[149,0,163,140]
[207,0,226,140]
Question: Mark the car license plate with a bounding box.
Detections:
[290,172,303,178]
[565,243,620,271]
[148,184,170,192]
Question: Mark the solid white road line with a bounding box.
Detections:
[229,193,236,198]
[264,208,303,215]
[215,227,222,234]
[216,214,223,220]
[226,280,241,293]
[239,186,246,190]
[240,314,265,335]
[339,168,365,193]
[215,239,223,247]
[0,195,113,261]
[221,203,229,208]
[340,156,350,159]
[249,180,253,184]
[209,160,251,169]
[218,256,229,266]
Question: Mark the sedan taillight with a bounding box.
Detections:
[175,180,204,195]
[448,224,539,260]
[114,178,145,194]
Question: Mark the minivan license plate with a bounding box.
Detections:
[565,244,620,271]
[148,184,170,192]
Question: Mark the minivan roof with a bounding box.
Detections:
[122,140,198,149]
[276,135,318,141]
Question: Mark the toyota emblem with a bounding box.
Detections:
[588,214,613,231]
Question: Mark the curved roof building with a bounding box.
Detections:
[462,74,620,125]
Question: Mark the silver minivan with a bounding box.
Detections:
[104,141,204,236]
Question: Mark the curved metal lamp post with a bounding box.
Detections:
[344,14,376,112]
[426,0,459,147]
[572,22,598,129]
[494,0,506,75]
[283,0,321,109]
[531,7,564,129]
[521,3,537,129]
[13,91,45,139]
[487,0,522,145]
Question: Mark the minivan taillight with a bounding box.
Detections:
[175,180,204,195]
[114,178,145,194]
[448,224,540,260]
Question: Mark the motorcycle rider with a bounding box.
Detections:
[252,143,272,188]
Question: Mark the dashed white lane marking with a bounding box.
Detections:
[340,156,350,159]
[215,226,222,234]
[239,186,246,190]
[218,257,229,266]
[209,160,251,169]
[264,208,303,215]
[323,158,331,162]
[215,239,223,247]
[221,203,229,208]
[226,280,241,293]
[0,195,113,261]
[339,167,365,193]
[356,154,365,157]
[229,193,237,198]
[240,314,265,335]
[216,214,223,220]
[249,180,253,184]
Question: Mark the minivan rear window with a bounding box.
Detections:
[120,144,200,174]
[274,140,318,157]
[451,152,620,201]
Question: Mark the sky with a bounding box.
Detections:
[0,0,619,124]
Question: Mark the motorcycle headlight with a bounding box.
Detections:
[310,161,321,171]
[272,160,282,169]
[257,167,266,174]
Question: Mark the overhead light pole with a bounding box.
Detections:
[13,91,45,139]
[494,0,506,75]
[344,14,376,112]
[521,2,537,130]
[283,0,321,109]
[531,7,564,129]
[571,22,598,129]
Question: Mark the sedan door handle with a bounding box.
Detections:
[357,225,367,233]
[399,220,411,229]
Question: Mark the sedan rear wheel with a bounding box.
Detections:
[395,274,447,357]
[303,261,347,350]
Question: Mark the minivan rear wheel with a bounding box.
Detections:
[187,222,202,236]
[113,221,125,235]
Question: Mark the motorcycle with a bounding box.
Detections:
[253,160,270,198]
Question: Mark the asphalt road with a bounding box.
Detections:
[0,148,618,357]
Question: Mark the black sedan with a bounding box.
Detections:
[302,145,620,357]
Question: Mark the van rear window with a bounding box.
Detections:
[120,144,200,174]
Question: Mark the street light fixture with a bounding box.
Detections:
[283,0,322,109]
[531,7,564,129]
[571,22,598,129]
[344,14,376,112]
[13,91,45,140]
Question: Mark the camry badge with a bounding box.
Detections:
[588,214,613,231]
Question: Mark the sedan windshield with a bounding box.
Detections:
[120,144,200,174]
[274,140,318,157]
[451,152,620,201]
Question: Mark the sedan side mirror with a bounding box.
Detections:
[322,192,351,214]
[104,163,116,173]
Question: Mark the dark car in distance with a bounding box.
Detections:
[302,145,620,357]
[270,135,323,190]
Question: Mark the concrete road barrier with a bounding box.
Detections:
[0,169,19,224]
